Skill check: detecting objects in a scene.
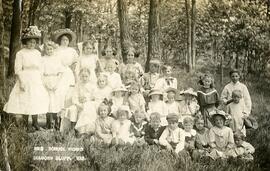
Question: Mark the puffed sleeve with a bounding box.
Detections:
[175,129,185,153]
[221,85,230,104]
[14,50,23,75]
[242,84,252,115]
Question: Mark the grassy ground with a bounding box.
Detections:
[0,68,269,171]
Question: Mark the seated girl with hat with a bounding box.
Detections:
[207,109,235,160]
[147,89,168,126]
[178,88,200,123]
[111,105,135,145]
[110,84,128,118]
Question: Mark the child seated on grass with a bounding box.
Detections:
[147,89,168,126]
[159,113,185,153]
[63,68,96,135]
[110,85,128,118]
[127,81,146,114]
[130,110,147,145]
[178,88,200,123]
[111,105,135,145]
[92,73,112,106]
[183,117,196,153]
[95,103,114,144]
[207,110,235,160]
[231,131,255,161]
[144,112,166,145]
[193,117,210,161]
[165,88,181,116]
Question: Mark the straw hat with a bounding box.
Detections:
[210,109,227,121]
[21,26,41,40]
[148,89,163,97]
[182,88,197,97]
[112,85,128,93]
[165,87,178,94]
[52,28,76,43]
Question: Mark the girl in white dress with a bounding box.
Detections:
[104,60,122,90]
[111,105,135,145]
[98,45,119,73]
[110,85,128,118]
[165,88,181,118]
[154,65,177,92]
[42,41,64,130]
[147,89,168,126]
[4,26,49,130]
[73,68,97,135]
[52,29,79,113]
[75,41,99,84]
[92,73,112,106]
[119,47,144,80]
[127,81,146,114]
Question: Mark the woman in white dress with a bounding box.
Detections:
[4,26,49,130]
[52,29,79,117]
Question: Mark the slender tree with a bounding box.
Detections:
[191,0,196,69]
[8,0,22,77]
[185,0,192,71]
[146,0,160,72]
[117,0,131,63]
[0,0,4,63]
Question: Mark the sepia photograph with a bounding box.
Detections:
[0,0,269,170]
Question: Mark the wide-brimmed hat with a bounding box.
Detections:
[21,26,41,40]
[210,109,227,121]
[52,28,76,43]
[166,113,179,122]
[165,87,178,94]
[181,88,197,97]
[148,89,163,97]
[112,85,128,93]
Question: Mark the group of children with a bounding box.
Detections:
[3,26,255,161]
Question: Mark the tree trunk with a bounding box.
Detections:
[65,10,72,28]
[191,0,196,69]
[27,0,40,26]
[146,0,161,72]
[8,0,22,77]
[117,0,131,63]
[0,0,6,88]
[185,0,192,72]
[0,0,4,63]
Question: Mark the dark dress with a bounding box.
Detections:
[197,87,219,128]
[144,124,166,145]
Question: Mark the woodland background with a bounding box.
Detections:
[0,0,270,170]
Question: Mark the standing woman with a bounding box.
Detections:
[4,26,49,130]
[52,29,78,113]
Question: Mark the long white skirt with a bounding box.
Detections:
[4,70,49,115]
